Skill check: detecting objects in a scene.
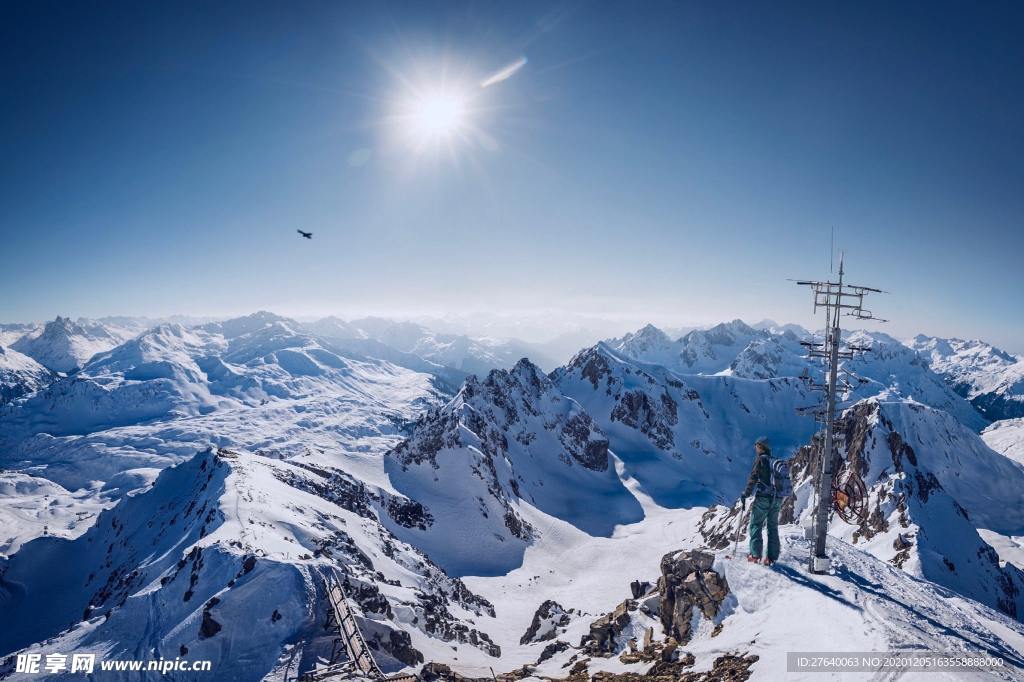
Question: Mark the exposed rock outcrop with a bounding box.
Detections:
[658,550,730,645]
[580,599,636,655]
[520,599,572,644]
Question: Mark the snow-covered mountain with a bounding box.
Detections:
[605,319,776,376]
[909,334,1024,421]
[553,342,820,507]
[385,359,642,576]
[10,316,136,374]
[0,313,445,441]
[607,322,989,430]
[3,313,1024,680]
[750,318,812,337]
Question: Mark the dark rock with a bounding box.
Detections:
[536,640,570,664]
[199,610,221,639]
[520,599,571,644]
[630,580,652,599]
[580,599,635,655]
[659,550,729,644]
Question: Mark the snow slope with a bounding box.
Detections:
[798,400,1024,618]
[0,345,53,404]
[456,466,1024,681]
[0,472,107,558]
[983,418,1024,467]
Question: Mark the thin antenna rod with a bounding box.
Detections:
[830,226,835,274]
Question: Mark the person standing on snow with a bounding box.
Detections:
[740,438,785,566]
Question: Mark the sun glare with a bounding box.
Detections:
[410,92,467,140]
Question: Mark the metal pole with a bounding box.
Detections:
[810,260,843,573]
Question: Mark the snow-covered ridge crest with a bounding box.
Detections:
[605,322,989,430]
[555,341,820,507]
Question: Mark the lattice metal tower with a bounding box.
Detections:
[796,254,886,574]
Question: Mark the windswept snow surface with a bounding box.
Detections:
[983,418,1024,467]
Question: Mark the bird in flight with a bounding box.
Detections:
[297,229,313,240]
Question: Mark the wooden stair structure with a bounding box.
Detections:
[301,569,418,682]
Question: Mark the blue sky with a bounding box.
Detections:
[1,1,1022,352]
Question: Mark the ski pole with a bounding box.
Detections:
[727,503,743,559]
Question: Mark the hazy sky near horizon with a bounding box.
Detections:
[2,2,1022,352]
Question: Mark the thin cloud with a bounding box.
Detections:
[480,56,527,88]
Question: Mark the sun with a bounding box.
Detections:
[409,91,467,140]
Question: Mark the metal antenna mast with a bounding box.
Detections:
[795,253,886,574]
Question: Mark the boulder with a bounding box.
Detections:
[580,599,635,655]
[659,550,729,644]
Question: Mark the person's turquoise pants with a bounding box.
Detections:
[749,494,782,560]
